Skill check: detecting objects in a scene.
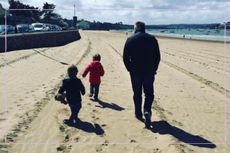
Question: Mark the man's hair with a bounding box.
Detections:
[93,54,101,61]
[135,21,145,33]
[67,65,78,78]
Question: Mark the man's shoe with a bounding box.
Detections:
[144,112,151,129]
[94,97,99,101]
[63,119,70,124]
[135,115,144,122]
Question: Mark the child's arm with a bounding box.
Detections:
[100,64,105,76]
[79,80,85,95]
[58,80,66,94]
[82,64,91,78]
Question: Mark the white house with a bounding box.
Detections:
[77,20,90,30]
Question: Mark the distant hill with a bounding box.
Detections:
[146,23,230,29]
[72,19,230,30]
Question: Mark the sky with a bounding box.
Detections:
[0,0,230,24]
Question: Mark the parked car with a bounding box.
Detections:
[31,23,45,32]
[0,25,4,34]
[16,24,34,33]
[44,23,52,31]
[51,24,62,31]
[0,25,16,35]
[60,25,68,30]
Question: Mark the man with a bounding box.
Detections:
[123,21,160,129]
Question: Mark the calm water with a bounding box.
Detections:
[114,28,230,42]
[147,29,230,42]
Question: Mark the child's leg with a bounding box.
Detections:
[94,84,100,99]
[89,84,94,96]
[69,105,80,122]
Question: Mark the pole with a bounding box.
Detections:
[74,4,76,16]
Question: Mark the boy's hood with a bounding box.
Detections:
[91,61,102,67]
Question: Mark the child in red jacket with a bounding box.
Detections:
[82,54,104,101]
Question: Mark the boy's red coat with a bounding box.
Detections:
[82,61,104,84]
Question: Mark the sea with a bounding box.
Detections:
[114,28,230,42]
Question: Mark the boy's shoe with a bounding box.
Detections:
[144,112,151,129]
[94,97,99,101]
[88,93,93,97]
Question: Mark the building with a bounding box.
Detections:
[77,20,90,30]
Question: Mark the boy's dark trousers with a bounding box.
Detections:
[90,84,100,99]
[69,104,81,122]
[130,72,155,118]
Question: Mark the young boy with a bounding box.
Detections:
[82,54,104,101]
[58,65,85,124]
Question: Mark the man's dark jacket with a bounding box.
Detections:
[123,31,160,74]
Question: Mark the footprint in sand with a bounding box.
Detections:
[92,109,99,113]
[153,148,161,153]
[172,120,183,126]
[95,146,103,152]
[6,134,15,142]
[166,111,173,115]
[101,124,107,127]
[130,139,137,143]
[0,118,6,121]
[74,137,80,142]
[64,134,70,142]
[96,141,110,153]
[56,145,67,152]
[102,140,109,146]
[0,144,8,153]
[59,125,66,132]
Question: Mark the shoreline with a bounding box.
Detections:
[109,30,230,43]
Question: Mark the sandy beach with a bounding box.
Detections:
[0,30,229,153]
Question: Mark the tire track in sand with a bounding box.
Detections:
[0,48,49,68]
[161,60,230,98]
[0,37,92,153]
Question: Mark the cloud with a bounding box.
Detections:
[0,0,229,24]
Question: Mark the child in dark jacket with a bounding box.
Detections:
[82,54,104,101]
[58,65,85,124]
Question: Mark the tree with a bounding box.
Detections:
[41,2,55,21]
[8,0,40,22]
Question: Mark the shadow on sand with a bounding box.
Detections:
[91,99,125,111]
[151,120,216,148]
[66,119,105,135]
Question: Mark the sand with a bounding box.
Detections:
[0,30,229,153]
